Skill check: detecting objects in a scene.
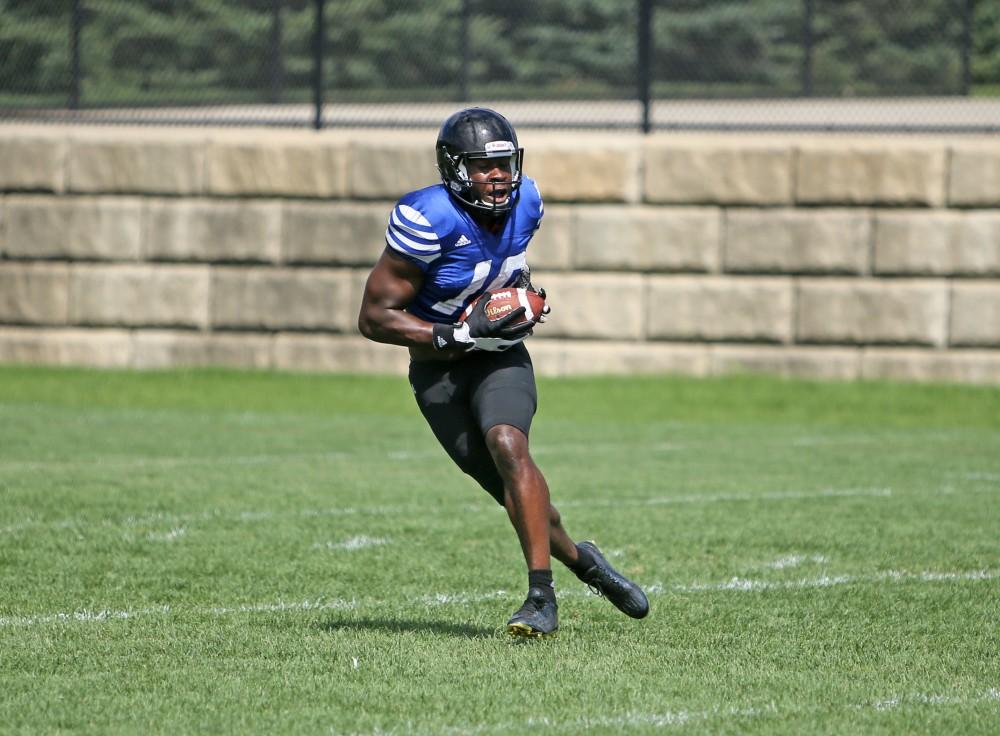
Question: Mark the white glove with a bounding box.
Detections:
[432,321,529,352]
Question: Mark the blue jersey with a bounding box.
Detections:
[384,177,544,323]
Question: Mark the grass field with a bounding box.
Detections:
[1,365,998,735]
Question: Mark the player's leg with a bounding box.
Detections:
[468,345,559,636]
[470,347,649,623]
[481,433,588,571]
[468,345,548,569]
[546,503,581,568]
[484,424,551,571]
[408,358,507,502]
[488,440,649,621]
[482,423,558,637]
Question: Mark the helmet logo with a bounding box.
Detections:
[484,141,515,154]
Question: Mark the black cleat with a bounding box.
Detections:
[576,541,650,619]
[506,587,559,638]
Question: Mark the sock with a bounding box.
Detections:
[569,542,597,576]
[528,569,556,602]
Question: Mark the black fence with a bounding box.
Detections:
[1,0,998,132]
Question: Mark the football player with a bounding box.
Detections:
[358,107,649,637]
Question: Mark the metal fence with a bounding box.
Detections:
[1,0,997,132]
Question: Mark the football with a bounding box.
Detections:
[461,287,546,326]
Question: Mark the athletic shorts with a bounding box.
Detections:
[408,342,537,505]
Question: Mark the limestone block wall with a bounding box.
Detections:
[2,124,1000,383]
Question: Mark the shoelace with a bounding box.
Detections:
[585,569,628,599]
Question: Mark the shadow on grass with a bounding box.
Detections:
[319,616,497,639]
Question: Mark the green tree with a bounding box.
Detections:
[1,0,997,107]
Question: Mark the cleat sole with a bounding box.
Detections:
[506,622,558,639]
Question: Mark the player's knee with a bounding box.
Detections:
[485,424,528,468]
[549,504,562,528]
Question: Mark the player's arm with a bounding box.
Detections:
[358,248,435,348]
[358,248,532,353]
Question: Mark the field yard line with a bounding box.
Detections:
[517,705,774,734]
[561,487,893,508]
[3,428,990,474]
[650,568,1000,594]
[766,554,829,569]
[312,535,391,551]
[0,451,354,473]
[204,598,357,615]
[0,486,892,536]
[867,688,1000,712]
[347,688,1000,735]
[0,597,356,628]
[0,600,359,629]
[0,506,417,535]
[415,568,999,606]
[0,605,173,627]
[959,471,1000,482]
[3,568,995,629]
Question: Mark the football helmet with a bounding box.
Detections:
[436,107,524,214]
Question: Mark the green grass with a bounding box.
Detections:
[1,365,998,735]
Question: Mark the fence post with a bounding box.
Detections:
[269,0,285,104]
[312,0,325,129]
[801,0,814,97]
[459,0,471,102]
[961,0,975,95]
[638,0,652,134]
[70,0,83,109]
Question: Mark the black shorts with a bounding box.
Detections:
[408,342,537,505]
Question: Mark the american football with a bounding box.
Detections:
[461,287,546,326]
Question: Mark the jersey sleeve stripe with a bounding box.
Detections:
[388,245,437,264]
[386,224,442,254]
[394,205,440,240]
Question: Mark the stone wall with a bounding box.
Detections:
[1,124,999,383]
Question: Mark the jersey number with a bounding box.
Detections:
[430,252,527,316]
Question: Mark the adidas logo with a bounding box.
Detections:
[454,234,472,248]
[436,335,448,349]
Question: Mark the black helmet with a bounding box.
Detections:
[435,107,524,214]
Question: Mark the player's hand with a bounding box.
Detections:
[463,296,533,351]
[432,321,530,353]
[465,330,530,352]
[431,297,533,353]
[464,296,533,341]
[516,267,551,324]
[534,287,552,323]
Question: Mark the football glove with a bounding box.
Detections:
[516,267,551,323]
[432,296,533,353]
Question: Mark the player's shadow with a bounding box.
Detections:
[319,616,495,639]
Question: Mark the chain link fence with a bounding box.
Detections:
[1,0,998,132]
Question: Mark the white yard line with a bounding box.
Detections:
[0,598,355,628]
[146,526,187,542]
[343,688,1000,735]
[2,567,996,630]
[312,535,390,551]
[766,554,829,569]
[647,568,1000,595]
[0,606,173,627]
[0,487,892,537]
[0,451,353,473]
[3,428,994,475]
[204,599,356,616]
[561,487,892,508]
[417,568,1000,606]
[867,688,1000,712]
[958,471,1000,482]
[520,706,772,733]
